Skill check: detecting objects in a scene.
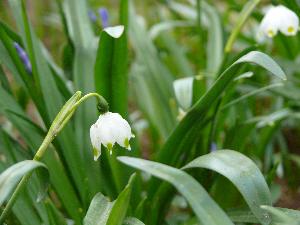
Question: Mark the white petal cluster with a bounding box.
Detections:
[90,112,134,160]
[259,5,299,39]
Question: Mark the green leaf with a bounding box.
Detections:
[0,87,83,223]
[63,0,103,199]
[173,77,194,110]
[84,174,136,225]
[235,51,286,80]
[45,200,67,225]
[94,2,130,193]
[84,193,114,225]
[226,209,259,223]
[246,109,292,128]
[7,2,90,200]
[224,0,260,53]
[157,51,286,166]
[0,65,11,93]
[107,174,136,225]
[183,150,272,225]
[122,217,145,225]
[261,206,300,225]
[129,1,175,139]
[149,20,193,39]
[94,25,127,116]
[202,1,223,75]
[168,1,223,75]
[118,157,234,225]
[0,160,48,206]
[222,83,283,110]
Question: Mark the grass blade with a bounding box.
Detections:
[122,217,145,225]
[118,156,234,225]
[107,174,136,225]
[0,160,48,206]
[183,150,272,225]
[84,193,113,225]
[261,206,300,225]
[157,51,286,165]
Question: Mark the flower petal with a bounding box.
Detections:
[277,6,299,36]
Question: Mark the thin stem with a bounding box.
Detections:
[73,93,107,109]
[224,0,260,53]
[0,173,32,223]
[207,98,222,152]
[196,0,204,69]
[0,137,51,223]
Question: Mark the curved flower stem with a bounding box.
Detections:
[0,92,108,223]
[224,0,260,53]
[72,92,108,112]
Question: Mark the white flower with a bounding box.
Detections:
[258,5,299,39]
[90,112,134,160]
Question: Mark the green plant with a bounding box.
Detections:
[1,0,300,225]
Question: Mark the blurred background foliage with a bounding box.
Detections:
[0,0,300,225]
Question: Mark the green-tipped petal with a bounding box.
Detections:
[93,147,101,161]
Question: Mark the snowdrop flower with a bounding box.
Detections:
[90,112,134,160]
[258,5,299,39]
[13,42,32,74]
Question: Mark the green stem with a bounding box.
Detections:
[0,136,52,223]
[72,93,108,110]
[196,0,204,69]
[224,0,260,53]
[0,92,108,223]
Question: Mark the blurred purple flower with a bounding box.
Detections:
[210,142,217,152]
[98,7,109,28]
[88,10,97,23]
[14,42,32,74]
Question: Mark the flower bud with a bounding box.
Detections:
[13,42,32,74]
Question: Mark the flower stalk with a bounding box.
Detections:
[0,91,109,223]
[225,0,260,53]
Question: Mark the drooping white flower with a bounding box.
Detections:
[258,5,299,39]
[90,112,134,160]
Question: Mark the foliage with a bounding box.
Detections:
[0,0,300,224]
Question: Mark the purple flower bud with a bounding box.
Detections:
[88,10,97,23]
[98,7,109,28]
[210,142,217,152]
[13,42,32,74]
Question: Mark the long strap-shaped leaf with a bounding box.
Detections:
[107,174,136,225]
[182,150,272,225]
[157,51,286,166]
[122,217,145,225]
[0,160,48,206]
[118,157,234,225]
[261,206,300,225]
[94,26,130,192]
[84,174,136,225]
[83,193,113,225]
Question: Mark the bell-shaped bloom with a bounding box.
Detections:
[90,112,134,160]
[258,5,299,38]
